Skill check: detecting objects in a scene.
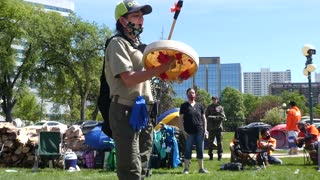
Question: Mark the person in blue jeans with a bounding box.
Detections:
[179,88,209,174]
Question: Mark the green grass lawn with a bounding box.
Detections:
[0,157,319,180]
[0,132,319,180]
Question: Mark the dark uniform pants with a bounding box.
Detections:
[208,128,223,156]
[109,102,153,180]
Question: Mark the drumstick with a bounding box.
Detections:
[168,0,183,40]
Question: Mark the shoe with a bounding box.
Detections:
[218,154,222,161]
[199,168,209,174]
[183,168,189,174]
[209,154,213,160]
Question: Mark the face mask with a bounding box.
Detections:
[188,94,196,101]
[126,21,143,38]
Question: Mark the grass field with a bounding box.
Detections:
[0,132,319,180]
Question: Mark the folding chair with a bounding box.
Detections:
[34,131,63,168]
[236,127,266,169]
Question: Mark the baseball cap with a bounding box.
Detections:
[115,0,152,21]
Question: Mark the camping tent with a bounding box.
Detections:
[269,124,288,149]
[154,108,181,131]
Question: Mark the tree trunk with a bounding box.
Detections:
[80,95,86,121]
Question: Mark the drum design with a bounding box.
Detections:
[143,40,199,83]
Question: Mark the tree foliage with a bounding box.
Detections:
[281,90,307,115]
[261,107,283,126]
[0,0,45,122]
[12,88,41,121]
[220,87,245,131]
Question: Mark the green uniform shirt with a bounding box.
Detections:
[104,36,153,104]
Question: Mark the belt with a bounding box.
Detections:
[112,96,154,111]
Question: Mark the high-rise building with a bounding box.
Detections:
[24,0,74,16]
[315,72,320,82]
[243,68,291,96]
[173,57,242,99]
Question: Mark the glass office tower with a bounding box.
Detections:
[173,57,242,99]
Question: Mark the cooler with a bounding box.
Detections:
[64,152,78,169]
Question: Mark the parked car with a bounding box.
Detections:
[26,120,68,132]
[300,118,320,124]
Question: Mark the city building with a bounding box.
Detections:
[243,68,291,96]
[173,57,242,99]
[24,0,74,16]
[315,72,320,82]
[269,82,320,106]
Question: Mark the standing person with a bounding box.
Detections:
[105,1,175,179]
[179,88,209,174]
[286,101,301,155]
[205,96,226,161]
[257,128,283,165]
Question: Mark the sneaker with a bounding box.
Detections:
[218,154,222,161]
[199,168,209,174]
[183,168,189,174]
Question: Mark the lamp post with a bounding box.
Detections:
[302,44,317,125]
[282,103,287,123]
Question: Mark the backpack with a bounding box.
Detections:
[98,35,119,138]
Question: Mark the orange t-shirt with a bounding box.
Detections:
[286,106,301,131]
[258,137,277,155]
[297,125,319,145]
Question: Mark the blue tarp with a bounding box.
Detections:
[85,123,114,150]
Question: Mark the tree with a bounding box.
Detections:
[220,87,245,131]
[35,14,112,121]
[281,90,307,115]
[313,103,320,118]
[262,107,283,126]
[172,97,184,108]
[194,86,211,108]
[243,93,260,119]
[0,0,46,122]
[246,95,281,124]
[12,88,42,121]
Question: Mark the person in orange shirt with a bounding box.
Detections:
[257,128,283,165]
[295,121,319,151]
[286,101,301,155]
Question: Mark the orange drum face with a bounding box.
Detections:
[143,40,199,83]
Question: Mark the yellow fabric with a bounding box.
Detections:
[154,112,179,131]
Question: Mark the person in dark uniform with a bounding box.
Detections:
[179,88,209,174]
[205,96,226,161]
[105,1,174,179]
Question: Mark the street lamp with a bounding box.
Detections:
[302,44,317,124]
[282,103,287,123]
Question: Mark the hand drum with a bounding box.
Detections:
[143,40,199,83]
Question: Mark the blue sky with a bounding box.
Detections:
[75,0,320,83]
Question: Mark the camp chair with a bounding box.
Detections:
[236,127,267,169]
[35,131,63,168]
